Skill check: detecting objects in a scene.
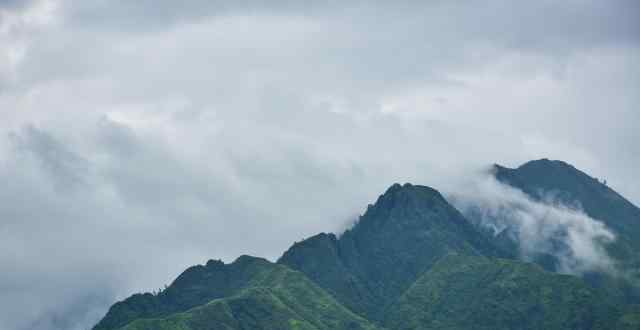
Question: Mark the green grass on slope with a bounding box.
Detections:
[494,159,640,292]
[94,256,277,330]
[279,183,505,321]
[118,264,380,330]
[385,254,623,330]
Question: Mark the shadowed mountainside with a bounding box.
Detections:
[494,159,640,301]
[495,159,640,262]
[278,183,505,320]
[95,256,378,330]
[385,254,621,330]
[94,160,640,330]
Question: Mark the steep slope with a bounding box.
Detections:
[94,255,271,330]
[494,159,640,262]
[95,171,638,330]
[385,254,627,330]
[276,232,376,317]
[279,183,504,320]
[494,159,640,298]
[94,256,378,330]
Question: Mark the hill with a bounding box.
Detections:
[494,159,640,301]
[94,160,640,329]
[94,256,378,330]
[278,183,505,320]
[385,254,623,330]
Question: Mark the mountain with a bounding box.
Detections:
[494,159,640,300]
[278,183,505,320]
[385,254,621,330]
[94,160,640,330]
[494,159,640,261]
[94,256,378,330]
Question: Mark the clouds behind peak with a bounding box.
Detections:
[0,1,638,329]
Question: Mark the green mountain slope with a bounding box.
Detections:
[94,163,640,330]
[385,254,625,330]
[279,183,506,320]
[95,255,274,330]
[494,159,640,300]
[494,159,640,263]
[95,256,378,330]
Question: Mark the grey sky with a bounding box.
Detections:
[0,1,638,329]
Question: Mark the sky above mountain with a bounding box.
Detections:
[0,1,639,330]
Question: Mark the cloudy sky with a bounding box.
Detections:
[1,1,638,329]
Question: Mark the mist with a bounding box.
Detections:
[1,1,638,329]
[448,173,616,275]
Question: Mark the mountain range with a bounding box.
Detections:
[93,159,640,330]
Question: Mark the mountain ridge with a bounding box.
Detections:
[95,255,379,330]
[493,158,640,301]
[279,182,505,320]
[94,160,640,330]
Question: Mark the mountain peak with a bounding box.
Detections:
[280,181,502,320]
[382,182,442,197]
[493,158,640,280]
[493,158,603,199]
[278,232,339,266]
[95,163,640,330]
[94,254,280,330]
[494,158,578,175]
[232,254,269,266]
[517,158,579,172]
[205,259,224,268]
[364,183,447,222]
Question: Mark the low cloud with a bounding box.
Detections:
[448,173,616,275]
[0,114,538,330]
[0,1,638,329]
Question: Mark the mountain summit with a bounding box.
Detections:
[494,159,640,294]
[279,183,502,319]
[94,162,640,330]
[494,159,640,239]
[94,255,378,330]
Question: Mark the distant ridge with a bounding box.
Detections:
[492,159,640,306]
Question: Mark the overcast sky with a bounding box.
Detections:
[1,1,639,329]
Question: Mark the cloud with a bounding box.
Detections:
[0,1,638,329]
[0,114,527,330]
[448,173,616,275]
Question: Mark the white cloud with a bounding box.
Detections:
[448,173,616,275]
[0,1,638,329]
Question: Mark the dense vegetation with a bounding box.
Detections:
[97,256,377,330]
[494,159,640,302]
[95,159,640,330]
[278,183,505,320]
[495,159,640,266]
[385,254,623,330]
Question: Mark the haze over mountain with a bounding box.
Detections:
[93,159,640,329]
[1,1,639,329]
[493,159,640,268]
